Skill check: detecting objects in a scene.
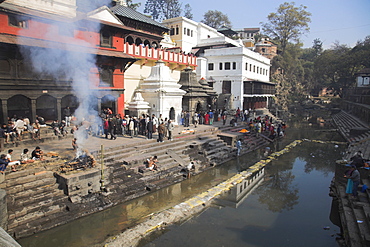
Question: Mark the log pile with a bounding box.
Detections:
[60,150,96,172]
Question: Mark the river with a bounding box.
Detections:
[18,112,345,247]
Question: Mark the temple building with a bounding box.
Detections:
[0,0,196,123]
[137,60,186,123]
[178,67,217,115]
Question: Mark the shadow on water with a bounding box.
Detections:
[18,110,345,247]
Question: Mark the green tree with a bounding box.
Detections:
[299,39,323,95]
[201,10,231,29]
[126,0,141,10]
[261,2,311,54]
[184,3,193,20]
[312,38,370,96]
[144,0,182,21]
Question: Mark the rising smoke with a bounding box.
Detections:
[18,0,113,155]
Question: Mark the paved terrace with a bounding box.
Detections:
[332,110,370,247]
[1,119,240,165]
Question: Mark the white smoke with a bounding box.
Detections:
[18,1,113,155]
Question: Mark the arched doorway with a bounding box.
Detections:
[36,95,57,121]
[169,107,175,120]
[8,95,32,120]
[101,95,116,114]
[196,102,202,113]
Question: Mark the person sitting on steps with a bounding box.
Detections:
[0,154,9,174]
[6,149,19,172]
[146,155,158,171]
[31,146,44,161]
[20,148,35,164]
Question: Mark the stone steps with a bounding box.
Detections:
[93,132,218,166]
[1,124,238,239]
[3,127,74,149]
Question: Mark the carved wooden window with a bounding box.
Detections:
[99,66,114,87]
[100,30,112,47]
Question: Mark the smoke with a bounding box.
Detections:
[18,1,112,155]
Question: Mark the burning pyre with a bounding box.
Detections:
[60,149,96,172]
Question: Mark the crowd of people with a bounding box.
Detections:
[96,109,176,143]
[0,146,44,174]
[0,115,44,144]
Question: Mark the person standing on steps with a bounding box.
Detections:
[167,119,174,141]
[236,139,242,156]
[158,121,165,142]
[64,107,72,127]
[193,113,199,128]
[147,118,153,140]
[345,165,361,199]
[128,116,135,138]
[209,110,214,125]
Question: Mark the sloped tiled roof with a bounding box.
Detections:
[357,68,370,74]
[110,5,168,30]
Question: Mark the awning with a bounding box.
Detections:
[0,33,136,60]
[190,48,200,55]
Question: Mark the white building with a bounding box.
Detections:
[162,17,274,110]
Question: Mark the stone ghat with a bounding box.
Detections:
[331,109,370,247]
[0,127,269,239]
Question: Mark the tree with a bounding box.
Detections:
[201,10,231,29]
[144,0,182,21]
[184,3,193,20]
[261,2,311,54]
[126,0,141,10]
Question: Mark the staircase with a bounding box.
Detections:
[0,168,68,238]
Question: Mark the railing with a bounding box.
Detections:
[123,43,197,66]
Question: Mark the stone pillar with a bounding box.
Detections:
[57,98,62,122]
[0,189,7,230]
[31,99,37,122]
[1,101,8,123]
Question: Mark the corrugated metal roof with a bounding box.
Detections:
[110,5,168,30]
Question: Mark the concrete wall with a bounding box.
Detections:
[0,227,21,247]
[0,189,6,230]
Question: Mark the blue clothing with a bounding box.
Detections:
[0,158,9,172]
[236,140,242,156]
[346,179,353,194]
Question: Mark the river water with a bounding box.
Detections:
[18,113,346,247]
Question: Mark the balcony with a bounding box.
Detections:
[123,43,197,67]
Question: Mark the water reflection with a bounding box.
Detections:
[142,142,344,247]
[19,110,345,247]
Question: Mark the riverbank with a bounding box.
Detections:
[1,110,274,243]
[330,110,370,247]
[104,138,347,247]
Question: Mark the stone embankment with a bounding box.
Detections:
[0,121,269,240]
[331,110,370,247]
